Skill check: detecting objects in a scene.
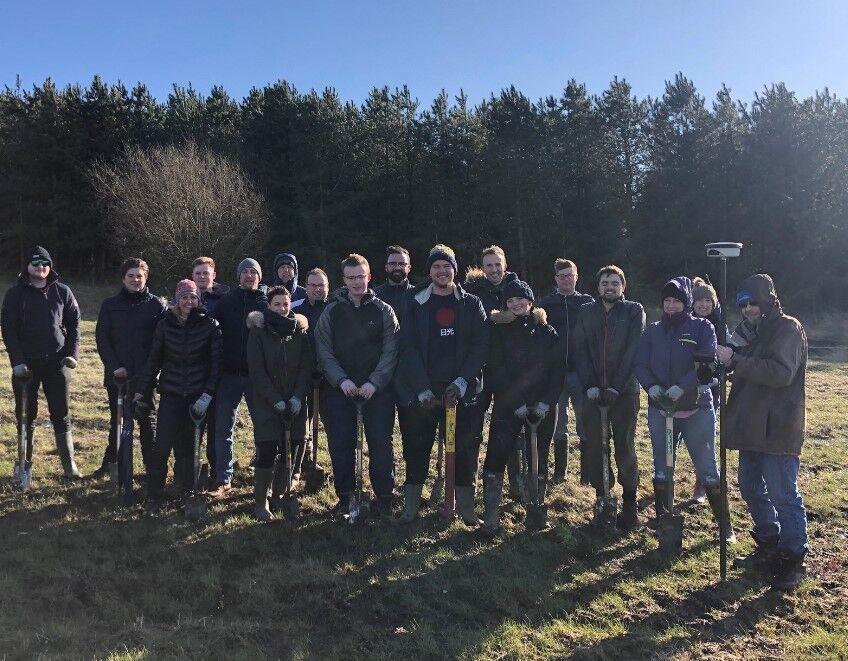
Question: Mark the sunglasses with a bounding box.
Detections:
[737,300,759,309]
[30,259,50,267]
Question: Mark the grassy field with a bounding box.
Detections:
[0,283,846,659]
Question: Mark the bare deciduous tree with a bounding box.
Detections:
[88,142,269,287]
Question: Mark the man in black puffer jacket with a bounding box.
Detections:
[536,258,594,484]
[94,258,165,497]
[210,258,268,492]
[1,245,82,480]
[135,280,222,514]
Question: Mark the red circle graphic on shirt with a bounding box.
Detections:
[436,307,456,327]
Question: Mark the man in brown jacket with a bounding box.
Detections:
[717,273,808,592]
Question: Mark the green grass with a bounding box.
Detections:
[0,285,846,659]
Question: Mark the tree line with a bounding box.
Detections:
[1,74,845,311]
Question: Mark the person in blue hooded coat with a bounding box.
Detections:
[272,252,307,305]
[635,276,735,544]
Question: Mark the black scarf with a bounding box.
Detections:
[264,309,297,338]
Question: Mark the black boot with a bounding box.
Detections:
[653,478,669,518]
[578,436,591,485]
[254,468,274,521]
[705,484,737,544]
[145,468,166,516]
[56,431,82,479]
[551,437,568,484]
[771,549,807,592]
[618,490,639,530]
[733,531,779,572]
[480,472,503,536]
[507,451,523,502]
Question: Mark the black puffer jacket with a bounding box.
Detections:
[464,268,519,318]
[95,287,166,386]
[487,307,564,411]
[136,307,223,400]
[212,286,268,375]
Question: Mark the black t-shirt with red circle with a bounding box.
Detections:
[426,292,458,384]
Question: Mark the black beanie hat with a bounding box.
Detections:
[503,279,534,303]
[427,244,458,273]
[661,277,692,310]
[27,245,53,267]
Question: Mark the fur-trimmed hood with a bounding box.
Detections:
[490,307,548,325]
[247,309,308,332]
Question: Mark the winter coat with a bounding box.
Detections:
[136,307,222,400]
[1,271,81,366]
[291,297,327,344]
[395,282,490,406]
[487,307,564,411]
[272,252,307,304]
[725,274,807,455]
[95,287,166,387]
[246,310,312,443]
[572,297,646,394]
[636,314,717,411]
[374,279,414,319]
[212,286,268,375]
[536,289,594,369]
[200,282,230,318]
[315,288,399,392]
[463,269,519,319]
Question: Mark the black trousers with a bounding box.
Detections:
[102,380,156,469]
[12,356,71,459]
[483,405,557,475]
[151,393,205,492]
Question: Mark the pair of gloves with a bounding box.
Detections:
[418,377,467,408]
[648,385,684,402]
[585,386,620,404]
[514,402,550,420]
[273,397,302,416]
[13,357,77,379]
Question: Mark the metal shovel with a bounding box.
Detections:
[12,372,33,491]
[185,408,208,522]
[438,397,458,521]
[280,412,300,521]
[656,397,684,555]
[303,385,327,491]
[596,397,618,526]
[524,412,548,530]
[430,416,445,507]
[348,397,370,524]
[110,376,128,492]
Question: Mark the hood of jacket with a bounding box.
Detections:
[272,252,300,288]
[413,282,464,305]
[246,309,307,335]
[737,273,781,319]
[490,307,547,326]
[17,269,60,289]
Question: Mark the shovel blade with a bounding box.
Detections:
[429,477,444,508]
[303,464,328,492]
[109,462,120,492]
[657,513,684,555]
[283,495,301,521]
[12,461,32,491]
[184,495,207,522]
[525,504,548,531]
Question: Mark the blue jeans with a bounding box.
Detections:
[214,372,256,484]
[738,451,808,556]
[322,387,395,498]
[553,370,584,441]
[647,405,719,486]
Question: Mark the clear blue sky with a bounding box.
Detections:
[4,0,847,107]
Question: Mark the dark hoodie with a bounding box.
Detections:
[200,281,230,317]
[272,252,307,304]
[1,246,81,366]
[725,274,807,455]
[635,277,717,411]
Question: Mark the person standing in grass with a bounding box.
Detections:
[246,286,313,520]
[1,246,83,480]
[94,257,165,500]
[135,279,222,515]
[718,274,809,592]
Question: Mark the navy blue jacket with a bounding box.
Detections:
[1,271,81,366]
[395,283,490,406]
[212,286,268,375]
[272,252,307,304]
[536,289,594,369]
[373,279,414,319]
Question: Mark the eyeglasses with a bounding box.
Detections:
[30,259,50,267]
[387,261,410,268]
[344,274,368,282]
[737,300,758,309]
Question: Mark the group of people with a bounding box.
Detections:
[1,243,809,591]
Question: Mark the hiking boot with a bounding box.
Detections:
[653,478,669,520]
[692,477,706,504]
[480,472,503,537]
[617,492,639,531]
[334,493,352,520]
[393,484,423,524]
[771,549,807,592]
[375,494,394,519]
[705,484,737,544]
[254,467,274,522]
[455,486,479,526]
[551,437,568,484]
[208,481,232,498]
[733,531,779,572]
[269,458,287,514]
[56,431,82,479]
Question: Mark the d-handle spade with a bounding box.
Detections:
[439,397,458,521]
[185,408,208,522]
[656,397,684,555]
[110,375,129,493]
[430,416,445,508]
[348,396,370,525]
[524,412,548,531]
[12,371,33,491]
[597,396,618,526]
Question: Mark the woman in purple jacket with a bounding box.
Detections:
[635,277,735,543]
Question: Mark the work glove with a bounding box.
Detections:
[514,404,529,419]
[12,364,30,379]
[288,397,302,416]
[273,400,288,414]
[191,393,212,417]
[696,362,714,385]
[666,385,685,401]
[61,356,78,369]
[113,367,129,380]
[449,377,467,399]
[532,402,550,419]
[418,389,438,408]
[358,382,377,400]
[603,388,619,405]
[648,385,666,402]
[586,387,600,401]
[339,379,358,397]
